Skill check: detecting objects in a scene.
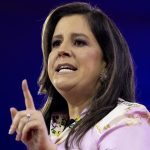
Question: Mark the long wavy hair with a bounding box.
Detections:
[38,2,135,149]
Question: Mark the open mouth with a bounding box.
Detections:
[55,63,77,73]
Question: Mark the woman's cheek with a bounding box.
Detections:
[48,60,53,78]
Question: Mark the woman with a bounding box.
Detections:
[9,2,150,150]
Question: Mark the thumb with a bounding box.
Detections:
[10,107,18,121]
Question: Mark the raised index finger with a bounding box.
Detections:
[22,79,35,110]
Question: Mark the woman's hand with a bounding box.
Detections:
[9,79,56,150]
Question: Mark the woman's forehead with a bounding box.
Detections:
[53,15,92,36]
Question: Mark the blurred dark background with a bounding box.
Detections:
[0,0,150,149]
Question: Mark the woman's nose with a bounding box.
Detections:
[58,50,71,57]
[57,43,72,57]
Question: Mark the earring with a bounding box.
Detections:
[99,71,107,82]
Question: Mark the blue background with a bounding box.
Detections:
[0,0,150,149]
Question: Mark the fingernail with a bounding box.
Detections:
[8,125,14,134]
[15,135,20,141]
[8,129,12,134]
[15,136,19,141]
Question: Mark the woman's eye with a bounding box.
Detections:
[51,40,61,48]
[74,39,87,47]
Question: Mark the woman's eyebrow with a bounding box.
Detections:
[52,34,62,39]
[52,33,89,40]
[72,33,89,39]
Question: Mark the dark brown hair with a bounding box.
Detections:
[38,2,135,149]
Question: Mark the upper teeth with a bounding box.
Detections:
[59,65,72,70]
[59,68,74,73]
[56,65,77,72]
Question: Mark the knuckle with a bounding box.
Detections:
[16,111,24,118]
[20,117,26,124]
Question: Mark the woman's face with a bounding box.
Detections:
[48,15,105,96]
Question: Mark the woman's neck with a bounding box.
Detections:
[58,87,94,119]
[67,98,90,119]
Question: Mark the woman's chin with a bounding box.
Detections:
[53,80,76,92]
